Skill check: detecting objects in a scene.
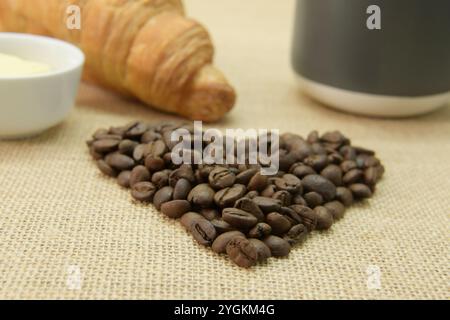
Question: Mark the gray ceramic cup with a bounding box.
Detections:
[292,0,450,117]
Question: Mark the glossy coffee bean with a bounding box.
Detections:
[303,154,328,171]
[200,208,219,221]
[247,173,269,191]
[266,212,292,235]
[131,181,156,202]
[252,196,282,213]
[274,174,302,193]
[303,191,323,208]
[151,170,169,188]
[117,170,131,188]
[214,184,246,207]
[106,153,135,171]
[289,205,317,231]
[189,218,217,246]
[301,174,336,202]
[129,165,150,187]
[349,183,372,199]
[248,223,272,239]
[118,139,138,155]
[235,168,258,185]
[226,237,258,268]
[320,164,343,186]
[153,186,173,209]
[234,197,265,222]
[263,235,291,257]
[335,187,354,207]
[212,231,245,254]
[173,178,192,200]
[145,156,165,172]
[222,208,258,229]
[161,200,191,219]
[343,169,363,185]
[93,139,120,153]
[313,206,334,230]
[188,184,215,208]
[249,239,272,261]
[324,201,346,220]
[180,212,203,229]
[284,224,308,246]
[290,163,316,178]
[209,167,236,189]
[211,219,234,234]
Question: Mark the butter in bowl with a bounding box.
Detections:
[0,32,84,139]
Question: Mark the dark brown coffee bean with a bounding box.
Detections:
[222,208,258,229]
[117,170,131,188]
[92,128,108,140]
[290,163,316,178]
[235,168,258,185]
[339,145,357,160]
[151,170,170,188]
[108,126,126,137]
[349,183,372,199]
[141,130,161,143]
[283,224,308,246]
[161,200,191,219]
[208,167,236,189]
[188,184,215,208]
[180,212,203,229]
[343,169,363,185]
[313,206,334,230]
[211,219,234,234]
[302,174,336,201]
[131,181,156,202]
[247,172,269,191]
[248,222,272,239]
[129,165,150,187]
[292,194,307,206]
[124,121,148,138]
[307,130,319,143]
[320,131,346,145]
[248,239,271,261]
[245,191,259,199]
[144,156,165,172]
[89,146,103,160]
[200,208,219,221]
[266,212,292,235]
[118,139,138,155]
[173,178,191,200]
[212,231,245,254]
[226,237,258,268]
[289,205,317,231]
[133,144,151,162]
[263,235,291,257]
[328,152,344,164]
[261,184,276,197]
[335,187,354,206]
[93,139,120,153]
[364,166,379,186]
[303,191,324,208]
[234,197,265,222]
[213,184,246,207]
[303,154,328,171]
[190,218,217,246]
[96,159,117,177]
[355,154,369,168]
[275,174,302,193]
[106,153,135,171]
[364,156,380,168]
[153,186,173,209]
[252,196,282,213]
[272,190,292,206]
[279,207,302,225]
[311,142,327,155]
[324,201,346,220]
[321,164,343,186]
[353,146,375,156]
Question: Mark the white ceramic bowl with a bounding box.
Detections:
[0,33,84,139]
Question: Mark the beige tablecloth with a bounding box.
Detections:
[0,0,449,300]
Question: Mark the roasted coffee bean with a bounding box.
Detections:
[200,208,219,221]
[209,167,236,189]
[263,235,291,257]
[266,212,292,235]
[133,144,151,162]
[339,145,357,160]
[321,164,343,186]
[343,169,363,185]
[247,172,269,191]
[144,156,165,172]
[89,146,103,160]
[280,206,302,224]
[93,139,120,153]
[290,163,316,178]
[302,174,336,201]
[235,168,258,185]
[188,183,215,208]
[226,237,258,268]
[129,165,150,187]
[180,212,203,229]
[173,178,192,200]
[303,191,324,208]
[131,181,156,202]
[355,154,369,169]
[96,159,117,177]
[289,205,317,231]
[328,152,344,164]
[108,126,126,137]
[153,186,173,209]
[311,143,327,155]
[284,224,308,246]
[364,156,380,168]
[324,201,346,220]
[261,184,276,197]
[245,191,259,199]
[248,223,272,239]
[249,239,271,261]
[190,218,217,246]
[151,170,170,188]
[141,130,161,143]
[364,166,379,186]
[212,231,245,254]
[161,200,191,219]
[234,197,265,222]
[349,183,372,199]
[252,196,282,213]
[292,194,307,206]
[222,208,258,229]
[321,131,346,145]
[211,219,234,234]
[117,170,131,188]
[340,160,357,173]
[272,190,292,206]
[307,130,319,143]
[303,154,328,171]
[118,139,138,156]
[353,146,375,156]
[274,174,302,193]
[124,121,148,138]
[92,128,108,140]
[335,187,354,206]
[169,167,195,188]
[214,184,246,207]
[106,153,135,171]
[313,206,334,230]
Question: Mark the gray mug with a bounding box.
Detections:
[292,0,450,116]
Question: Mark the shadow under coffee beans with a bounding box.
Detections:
[87,122,384,268]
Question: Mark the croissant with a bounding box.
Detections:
[0,0,236,121]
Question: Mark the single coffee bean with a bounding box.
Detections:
[234,197,265,222]
[321,164,343,186]
[222,208,258,229]
[131,181,156,202]
[226,237,258,268]
[290,163,316,178]
[355,154,369,169]
[303,191,324,208]
[340,160,357,173]
[343,169,363,185]
[252,196,282,213]
[324,201,346,220]
[141,130,161,143]
[280,206,302,225]
[301,174,336,202]
[151,170,170,188]
[311,142,327,155]
[133,144,151,162]
[364,166,379,186]
[169,166,196,187]
[275,174,303,193]
[173,178,192,200]
[364,156,380,168]
[129,165,150,187]
[161,200,191,219]
[235,168,258,185]
[153,186,174,209]
[96,159,117,177]
[261,184,276,197]
[92,128,108,139]
[200,208,219,221]
[93,139,120,153]
[124,121,148,138]
[284,224,308,246]
[272,190,292,206]
[212,231,245,254]
[303,154,328,171]
[335,187,354,207]
[263,235,291,257]
[118,139,138,156]
[189,218,217,246]
[321,131,346,145]
[248,239,272,261]
[247,173,269,191]
[353,146,375,156]
[289,205,317,231]
[349,183,372,199]
[144,156,165,172]
[313,206,334,230]
[108,126,126,137]
[266,212,292,235]
[106,153,135,171]
[339,145,357,160]
[117,170,131,188]
[328,152,344,164]
[188,184,215,208]
[292,194,307,206]
[209,167,236,189]
[248,222,272,239]
[89,146,103,160]
[211,219,234,234]
[180,212,203,229]
[214,184,247,207]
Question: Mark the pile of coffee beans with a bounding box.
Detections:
[87,122,384,268]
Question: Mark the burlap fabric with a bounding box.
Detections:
[0,0,448,300]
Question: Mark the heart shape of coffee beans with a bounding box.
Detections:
[87,122,384,268]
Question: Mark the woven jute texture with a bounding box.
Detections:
[0,0,449,300]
